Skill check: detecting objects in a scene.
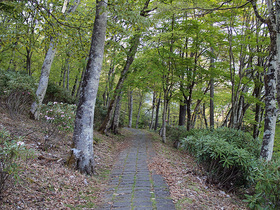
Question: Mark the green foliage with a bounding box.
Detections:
[273,123,280,158]
[44,82,77,104]
[0,128,34,195]
[169,127,261,190]
[244,159,280,209]
[0,70,36,96]
[40,101,76,133]
[93,98,108,129]
[166,125,196,147]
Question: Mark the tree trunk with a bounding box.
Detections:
[136,92,143,129]
[178,99,187,126]
[128,90,133,128]
[98,0,151,134]
[71,73,79,97]
[161,94,168,143]
[70,0,107,175]
[26,47,32,76]
[250,0,280,160]
[154,97,161,131]
[186,99,192,131]
[209,77,214,128]
[67,62,70,90]
[149,91,156,129]
[30,0,80,119]
[260,58,278,161]
[203,103,208,128]
[111,93,122,134]
[30,40,57,119]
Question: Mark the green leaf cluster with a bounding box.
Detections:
[173,127,261,189]
[0,128,35,195]
[0,69,36,96]
[244,159,280,209]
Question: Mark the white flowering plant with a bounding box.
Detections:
[40,102,76,132]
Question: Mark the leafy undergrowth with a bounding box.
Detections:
[147,131,248,209]
[0,110,130,209]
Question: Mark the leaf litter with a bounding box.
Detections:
[0,111,130,209]
[147,132,248,210]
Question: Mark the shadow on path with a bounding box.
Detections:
[100,128,175,210]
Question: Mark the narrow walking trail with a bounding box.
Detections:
[101,128,175,210]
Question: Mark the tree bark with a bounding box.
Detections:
[161,93,168,143]
[209,77,214,128]
[128,90,133,128]
[250,0,280,161]
[136,92,143,129]
[30,40,56,119]
[154,97,161,131]
[149,91,156,129]
[30,0,80,119]
[70,0,107,175]
[178,99,186,126]
[111,93,122,134]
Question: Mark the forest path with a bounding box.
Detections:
[100,128,175,210]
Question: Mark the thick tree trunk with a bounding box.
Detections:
[178,100,186,126]
[128,90,133,128]
[250,0,280,160]
[70,0,107,175]
[186,99,192,131]
[30,0,80,119]
[260,58,278,161]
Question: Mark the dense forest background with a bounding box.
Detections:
[1,0,280,208]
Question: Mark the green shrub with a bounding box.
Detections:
[178,127,261,190]
[166,125,196,148]
[0,128,34,195]
[40,101,76,133]
[0,70,36,96]
[0,70,36,117]
[244,159,280,209]
[44,82,77,104]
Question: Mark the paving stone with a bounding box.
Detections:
[154,189,170,198]
[156,203,175,209]
[115,189,133,194]
[112,201,131,208]
[133,200,153,206]
[134,190,151,198]
[100,128,175,210]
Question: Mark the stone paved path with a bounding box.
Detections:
[100,128,175,210]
